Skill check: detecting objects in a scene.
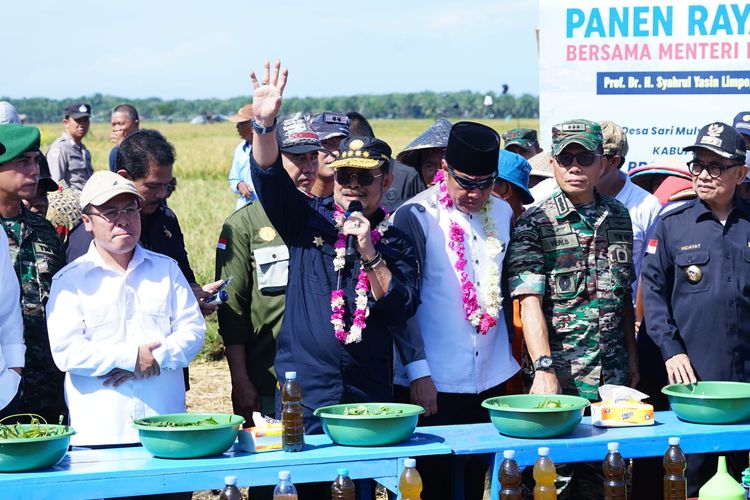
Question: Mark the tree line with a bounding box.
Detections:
[2,91,539,123]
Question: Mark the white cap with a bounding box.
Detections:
[404,458,416,468]
[669,437,681,446]
[538,447,550,457]
[224,475,237,485]
[0,102,21,125]
[79,171,144,209]
[503,450,516,460]
[285,371,297,380]
[279,470,291,480]
[607,442,619,452]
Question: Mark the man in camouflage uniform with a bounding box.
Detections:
[0,124,67,423]
[506,119,638,498]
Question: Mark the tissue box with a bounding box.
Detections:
[237,425,283,452]
[591,399,655,427]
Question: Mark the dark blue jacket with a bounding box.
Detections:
[251,154,421,432]
[642,196,750,381]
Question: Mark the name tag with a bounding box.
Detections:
[542,234,579,252]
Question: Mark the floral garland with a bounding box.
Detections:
[436,172,503,335]
[330,205,390,344]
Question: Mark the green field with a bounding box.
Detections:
[36,118,539,357]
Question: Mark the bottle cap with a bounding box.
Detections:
[224,475,237,485]
[285,371,297,380]
[668,436,681,446]
[279,470,291,480]
[538,447,550,457]
[503,450,516,460]
[337,467,349,476]
[404,458,416,468]
[608,442,619,452]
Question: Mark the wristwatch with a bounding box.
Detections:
[533,355,554,372]
[251,117,277,134]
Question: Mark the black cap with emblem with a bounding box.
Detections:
[683,122,746,162]
[64,103,91,119]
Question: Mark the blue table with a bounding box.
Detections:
[0,432,451,499]
[424,411,750,500]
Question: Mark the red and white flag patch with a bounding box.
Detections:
[216,238,227,250]
[646,239,658,254]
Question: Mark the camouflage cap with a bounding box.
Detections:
[551,119,603,156]
[599,120,629,157]
[502,128,538,150]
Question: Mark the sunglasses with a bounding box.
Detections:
[447,165,496,190]
[334,169,383,187]
[687,159,742,179]
[555,152,601,167]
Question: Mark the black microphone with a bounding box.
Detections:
[344,201,363,263]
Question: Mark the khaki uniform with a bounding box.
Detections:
[506,190,634,400]
[46,132,93,191]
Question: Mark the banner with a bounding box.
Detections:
[539,0,750,169]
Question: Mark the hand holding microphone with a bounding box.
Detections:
[344,201,364,263]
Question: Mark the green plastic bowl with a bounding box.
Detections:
[0,424,75,472]
[313,403,424,447]
[662,381,750,424]
[132,413,244,459]
[482,394,590,438]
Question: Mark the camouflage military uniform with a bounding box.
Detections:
[1,205,67,422]
[506,189,634,400]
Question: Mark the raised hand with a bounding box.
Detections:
[249,60,288,125]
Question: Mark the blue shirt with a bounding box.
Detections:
[228,141,256,209]
[251,154,422,430]
[642,196,750,382]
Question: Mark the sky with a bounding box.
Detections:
[3,0,540,100]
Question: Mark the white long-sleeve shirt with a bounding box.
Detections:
[393,190,520,393]
[0,230,25,411]
[46,243,205,445]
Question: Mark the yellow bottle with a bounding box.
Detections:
[399,458,423,500]
[533,447,557,500]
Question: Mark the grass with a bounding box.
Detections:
[36,118,539,359]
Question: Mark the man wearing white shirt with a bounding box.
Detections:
[46,171,205,447]
[0,229,25,417]
[597,120,661,289]
[393,122,519,500]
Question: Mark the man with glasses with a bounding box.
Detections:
[248,61,422,438]
[393,121,518,500]
[0,124,62,421]
[506,119,637,498]
[67,129,221,315]
[215,116,325,423]
[642,122,750,495]
[46,171,205,448]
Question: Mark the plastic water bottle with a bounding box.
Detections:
[273,470,297,499]
[533,447,557,500]
[603,442,627,500]
[664,436,687,500]
[219,475,242,500]
[399,458,423,499]
[331,467,356,500]
[500,449,523,500]
[281,371,304,452]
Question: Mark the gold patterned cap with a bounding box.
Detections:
[330,135,392,169]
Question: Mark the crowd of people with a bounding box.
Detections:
[1,59,750,499]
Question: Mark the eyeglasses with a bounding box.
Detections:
[687,159,742,179]
[88,206,141,223]
[446,165,496,190]
[555,152,601,167]
[334,170,383,186]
